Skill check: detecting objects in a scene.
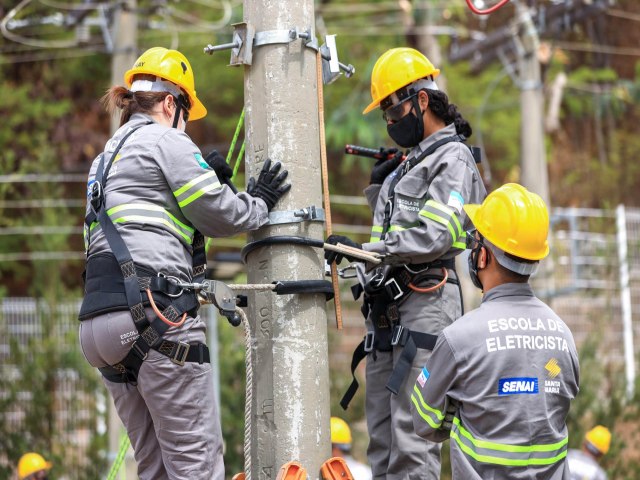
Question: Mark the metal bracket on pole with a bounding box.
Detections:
[267,206,325,226]
[204,23,355,79]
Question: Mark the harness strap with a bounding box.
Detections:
[340,339,367,410]
[100,342,210,384]
[381,135,469,241]
[84,122,208,384]
[386,328,438,395]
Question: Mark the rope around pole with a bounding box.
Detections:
[106,432,130,480]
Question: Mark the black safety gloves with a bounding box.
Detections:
[204,150,233,183]
[247,158,291,211]
[324,234,362,265]
[369,147,403,185]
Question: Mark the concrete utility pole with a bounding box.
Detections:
[243,0,331,478]
[108,2,137,477]
[514,0,549,206]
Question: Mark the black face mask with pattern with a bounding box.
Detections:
[386,98,424,148]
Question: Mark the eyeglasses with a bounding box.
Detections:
[382,94,416,123]
[465,229,484,250]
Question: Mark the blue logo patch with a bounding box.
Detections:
[87,179,95,197]
[417,367,430,388]
[194,153,209,169]
[498,377,539,395]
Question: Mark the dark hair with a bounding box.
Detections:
[100,75,169,126]
[425,89,473,138]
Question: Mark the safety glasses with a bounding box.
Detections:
[465,229,484,250]
[382,94,416,123]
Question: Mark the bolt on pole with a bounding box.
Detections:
[243,0,331,478]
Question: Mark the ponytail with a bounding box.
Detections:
[100,81,168,127]
[425,89,473,138]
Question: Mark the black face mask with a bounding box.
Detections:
[467,246,483,290]
[386,98,424,148]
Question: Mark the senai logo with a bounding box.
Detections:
[498,377,539,395]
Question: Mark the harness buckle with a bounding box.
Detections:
[370,266,385,289]
[363,331,375,352]
[391,324,409,347]
[384,277,404,300]
[171,341,190,366]
[89,181,103,213]
[131,342,148,361]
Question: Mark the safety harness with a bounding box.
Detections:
[81,123,210,384]
[341,134,477,409]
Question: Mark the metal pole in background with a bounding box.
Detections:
[243,0,332,477]
[514,0,549,206]
[109,2,137,477]
[616,204,636,400]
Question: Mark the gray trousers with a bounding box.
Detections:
[79,309,224,480]
[365,280,461,480]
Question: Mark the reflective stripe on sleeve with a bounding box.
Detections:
[450,417,569,467]
[411,384,444,429]
[106,203,195,244]
[419,200,465,249]
[370,225,383,242]
[172,170,221,208]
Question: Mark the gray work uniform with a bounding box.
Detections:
[411,282,580,480]
[567,449,607,480]
[355,124,486,479]
[79,113,269,480]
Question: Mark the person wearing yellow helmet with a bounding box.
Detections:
[567,425,611,480]
[410,183,580,479]
[78,47,290,480]
[330,417,372,480]
[325,47,486,479]
[17,453,52,480]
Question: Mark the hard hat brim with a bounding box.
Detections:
[189,97,207,121]
[363,98,380,115]
[463,204,480,227]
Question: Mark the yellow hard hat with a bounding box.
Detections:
[585,425,611,456]
[363,48,440,114]
[464,183,550,262]
[330,416,352,445]
[18,453,52,480]
[124,47,207,121]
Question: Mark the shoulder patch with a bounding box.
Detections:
[417,367,430,388]
[447,191,464,214]
[194,153,210,169]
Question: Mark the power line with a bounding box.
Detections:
[0,174,86,183]
[553,40,640,58]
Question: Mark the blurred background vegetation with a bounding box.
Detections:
[1,0,640,478]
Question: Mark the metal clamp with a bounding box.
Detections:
[267,206,325,226]
[204,22,355,80]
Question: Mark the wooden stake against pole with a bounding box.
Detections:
[316,51,343,330]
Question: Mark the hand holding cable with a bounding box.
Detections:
[247,158,291,211]
[324,234,363,265]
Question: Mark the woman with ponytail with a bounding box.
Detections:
[324,48,486,480]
